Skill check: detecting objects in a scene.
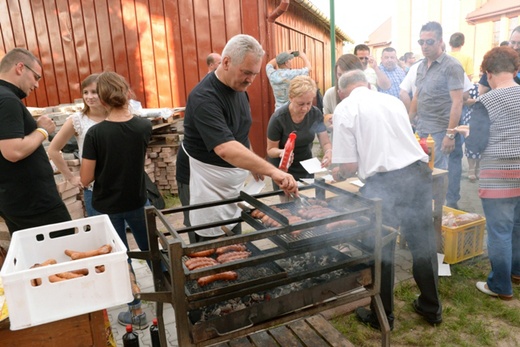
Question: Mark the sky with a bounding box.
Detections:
[307,0,393,44]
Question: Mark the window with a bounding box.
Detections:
[492,20,500,47]
[510,17,519,34]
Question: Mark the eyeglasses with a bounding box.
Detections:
[510,40,520,47]
[418,39,436,46]
[358,57,369,61]
[22,63,42,81]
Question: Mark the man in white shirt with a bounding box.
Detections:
[332,69,442,330]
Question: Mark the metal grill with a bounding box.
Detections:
[135,180,394,347]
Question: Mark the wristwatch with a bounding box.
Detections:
[445,133,455,140]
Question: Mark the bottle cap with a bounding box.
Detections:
[153,318,158,325]
[126,324,133,333]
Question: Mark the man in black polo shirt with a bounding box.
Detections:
[0,48,71,234]
[182,34,298,242]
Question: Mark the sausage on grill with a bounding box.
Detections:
[197,271,238,286]
[216,244,247,255]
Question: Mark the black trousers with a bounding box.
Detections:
[360,161,441,319]
[1,202,72,236]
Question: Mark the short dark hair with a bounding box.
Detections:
[449,32,465,48]
[382,47,396,55]
[354,44,370,55]
[420,21,443,41]
[500,41,510,47]
[404,52,414,61]
[206,53,217,66]
[0,47,42,73]
[480,46,520,75]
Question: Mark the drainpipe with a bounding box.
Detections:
[268,0,290,23]
[329,0,335,83]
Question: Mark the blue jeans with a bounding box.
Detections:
[107,201,151,308]
[83,189,101,217]
[481,197,520,296]
[107,201,151,253]
[420,131,462,206]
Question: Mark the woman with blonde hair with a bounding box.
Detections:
[267,75,331,189]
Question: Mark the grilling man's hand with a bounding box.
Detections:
[273,171,298,195]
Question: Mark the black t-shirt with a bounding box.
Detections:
[267,104,326,179]
[0,80,63,216]
[82,117,152,214]
[183,73,251,168]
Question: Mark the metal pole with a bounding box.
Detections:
[329,0,336,84]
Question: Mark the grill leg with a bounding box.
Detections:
[372,294,391,347]
[157,301,168,347]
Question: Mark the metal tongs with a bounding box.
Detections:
[291,193,311,207]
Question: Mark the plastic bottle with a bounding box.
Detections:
[122,324,140,347]
[426,134,435,170]
[279,131,297,172]
[150,318,161,347]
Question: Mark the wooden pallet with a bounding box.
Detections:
[209,314,354,347]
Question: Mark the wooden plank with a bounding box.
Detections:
[43,0,71,104]
[269,325,303,347]
[288,319,330,347]
[228,336,254,347]
[211,343,230,347]
[108,0,129,77]
[306,315,353,347]
[121,0,145,103]
[248,330,278,347]
[82,0,103,73]
[0,311,103,346]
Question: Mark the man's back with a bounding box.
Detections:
[333,87,426,179]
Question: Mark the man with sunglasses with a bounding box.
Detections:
[354,44,390,92]
[0,48,71,234]
[410,21,465,210]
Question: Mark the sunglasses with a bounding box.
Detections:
[358,57,369,61]
[417,39,436,46]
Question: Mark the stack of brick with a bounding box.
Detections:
[146,115,185,194]
[148,144,178,194]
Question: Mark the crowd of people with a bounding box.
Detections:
[0,18,518,335]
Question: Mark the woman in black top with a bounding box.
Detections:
[267,75,332,189]
[81,71,152,329]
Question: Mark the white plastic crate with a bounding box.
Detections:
[0,215,134,330]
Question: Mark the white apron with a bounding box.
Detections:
[186,147,248,237]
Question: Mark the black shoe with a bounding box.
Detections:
[412,299,442,326]
[355,307,394,331]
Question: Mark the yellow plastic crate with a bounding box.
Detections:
[441,206,486,264]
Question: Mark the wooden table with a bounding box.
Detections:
[314,168,448,251]
[0,311,106,347]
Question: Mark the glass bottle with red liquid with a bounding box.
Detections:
[122,324,140,347]
[150,318,161,347]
